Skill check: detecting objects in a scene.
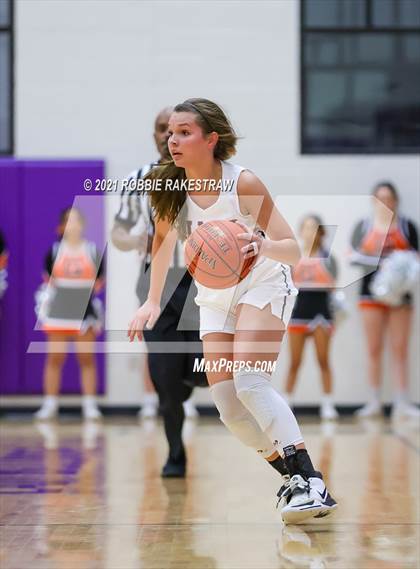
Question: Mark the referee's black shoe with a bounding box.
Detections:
[161,456,186,478]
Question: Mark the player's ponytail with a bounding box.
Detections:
[146,98,238,240]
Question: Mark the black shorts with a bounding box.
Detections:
[289,290,333,333]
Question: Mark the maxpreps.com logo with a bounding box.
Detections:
[193,358,276,374]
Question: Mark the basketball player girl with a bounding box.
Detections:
[34,207,104,421]
[127,98,337,523]
[284,214,339,420]
[350,182,419,419]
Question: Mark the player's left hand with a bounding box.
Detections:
[236,223,265,260]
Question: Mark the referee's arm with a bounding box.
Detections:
[111,221,147,252]
[111,172,148,253]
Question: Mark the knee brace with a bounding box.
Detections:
[233,367,304,450]
[210,380,275,458]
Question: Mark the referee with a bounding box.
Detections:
[111,108,207,477]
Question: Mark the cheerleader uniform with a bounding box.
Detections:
[289,252,337,334]
[350,216,418,310]
[0,230,8,299]
[184,161,298,339]
[36,239,104,334]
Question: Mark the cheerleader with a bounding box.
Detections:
[127,98,337,523]
[34,207,104,421]
[285,215,339,420]
[350,182,419,418]
[0,229,8,301]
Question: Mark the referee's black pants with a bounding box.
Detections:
[143,305,207,464]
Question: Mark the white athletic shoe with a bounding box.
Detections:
[183,398,199,419]
[279,474,338,524]
[34,403,58,421]
[355,400,382,418]
[82,404,102,421]
[320,402,339,421]
[392,401,420,419]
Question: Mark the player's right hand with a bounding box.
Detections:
[127,300,161,342]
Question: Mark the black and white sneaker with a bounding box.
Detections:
[278,474,337,524]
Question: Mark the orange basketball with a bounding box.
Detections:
[184,220,257,289]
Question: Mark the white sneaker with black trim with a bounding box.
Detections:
[279,474,337,524]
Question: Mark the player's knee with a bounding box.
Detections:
[233,368,274,432]
[368,342,383,359]
[47,351,66,367]
[210,380,244,423]
[76,352,95,367]
[289,359,301,374]
[317,357,329,371]
[210,380,270,452]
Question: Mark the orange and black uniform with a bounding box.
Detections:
[350,216,418,309]
[289,251,337,333]
[40,240,104,334]
[0,230,8,299]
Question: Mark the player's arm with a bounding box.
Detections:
[127,216,177,341]
[237,171,301,266]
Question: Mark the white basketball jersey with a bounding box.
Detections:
[183,161,295,309]
[185,161,260,238]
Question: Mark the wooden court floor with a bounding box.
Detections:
[0,415,419,568]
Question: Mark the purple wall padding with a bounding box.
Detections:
[0,159,106,395]
[0,161,22,394]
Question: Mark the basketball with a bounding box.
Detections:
[184,220,257,289]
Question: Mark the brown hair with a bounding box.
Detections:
[372,181,399,202]
[146,98,238,240]
[57,207,85,238]
[300,214,326,254]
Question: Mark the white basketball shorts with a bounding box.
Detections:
[195,258,298,340]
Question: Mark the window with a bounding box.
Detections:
[0,0,13,155]
[301,0,420,154]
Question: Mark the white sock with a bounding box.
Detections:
[321,395,333,406]
[143,392,158,406]
[393,389,408,405]
[43,396,58,409]
[82,395,97,408]
[370,387,380,403]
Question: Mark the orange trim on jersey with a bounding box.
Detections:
[358,299,390,311]
[288,324,311,333]
[43,326,83,334]
[288,323,334,334]
[43,326,97,336]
